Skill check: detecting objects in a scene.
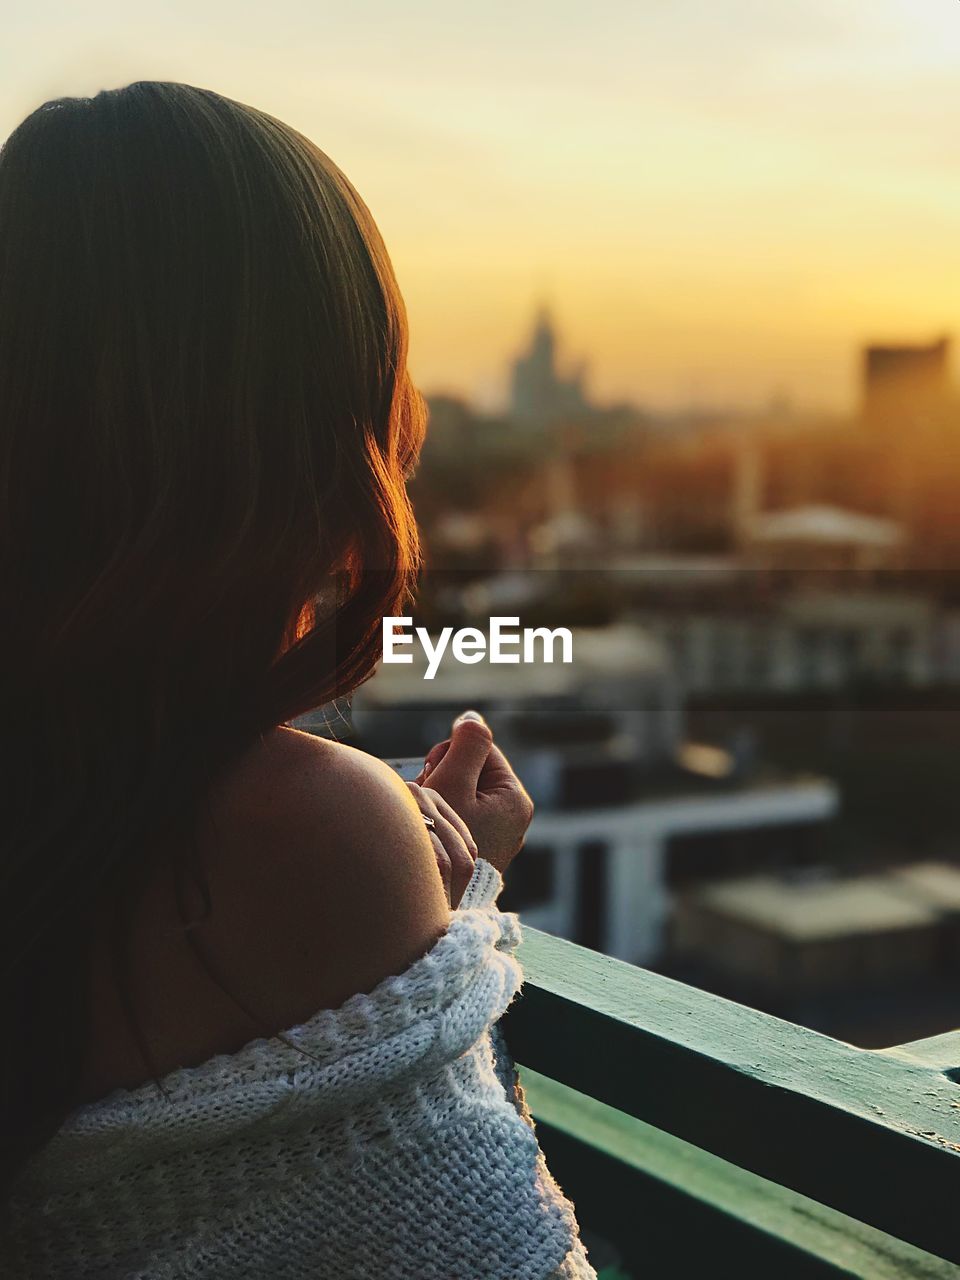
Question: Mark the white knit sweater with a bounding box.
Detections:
[1,858,598,1279]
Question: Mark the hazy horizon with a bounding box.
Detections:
[3,1,959,414]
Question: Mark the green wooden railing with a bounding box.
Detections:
[500,926,960,1280]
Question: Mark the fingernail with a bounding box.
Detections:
[454,709,487,728]
[422,760,433,778]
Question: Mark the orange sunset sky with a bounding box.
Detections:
[3,0,960,413]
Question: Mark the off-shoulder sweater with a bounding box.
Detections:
[0,858,598,1279]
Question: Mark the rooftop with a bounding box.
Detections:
[748,504,904,548]
[681,861,960,945]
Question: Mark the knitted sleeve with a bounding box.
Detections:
[3,858,599,1280]
[459,860,539,1127]
[457,850,509,910]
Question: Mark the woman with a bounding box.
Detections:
[0,82,598,1278]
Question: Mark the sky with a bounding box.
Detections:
[2,0,960,413]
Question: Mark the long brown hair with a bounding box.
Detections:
[0,81,426,1178]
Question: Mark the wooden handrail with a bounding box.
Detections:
[500,924,960,1265]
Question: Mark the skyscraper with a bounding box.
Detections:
[861,336,951,426]
[509,305,590,426]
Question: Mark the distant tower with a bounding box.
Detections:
[510,304,590,426]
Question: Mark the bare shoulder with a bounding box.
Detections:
[212,725,421,849]
[197,727,451,1021]
[79,729,452,1100]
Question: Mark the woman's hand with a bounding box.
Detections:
[414,711,534,875]
[405,780,478,909]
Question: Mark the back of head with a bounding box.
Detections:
[0,81,426,1177]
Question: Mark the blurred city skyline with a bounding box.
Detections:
[2,1,960,414]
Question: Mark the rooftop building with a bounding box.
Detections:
[862,335,952,425]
